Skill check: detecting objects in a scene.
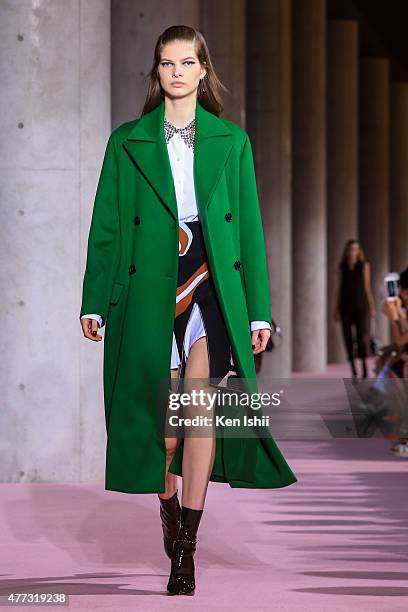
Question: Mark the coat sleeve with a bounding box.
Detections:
[79,133,121,323]
[239,132,273,326]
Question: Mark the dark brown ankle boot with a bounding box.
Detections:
[158,490,181,559]
[166,505,203,596]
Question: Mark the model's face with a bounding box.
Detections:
[347,243,360,260]
[158,40,206,99]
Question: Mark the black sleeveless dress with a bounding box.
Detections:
[339,259,370,361]
[339,259,369,314]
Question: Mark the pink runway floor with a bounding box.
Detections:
[1,361,407,611]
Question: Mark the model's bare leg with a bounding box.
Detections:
[181,335,216,510]
[158,366,182,500]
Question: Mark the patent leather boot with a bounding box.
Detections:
[166,505,203,596]
[158,489,181,559]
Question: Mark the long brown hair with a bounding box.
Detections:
[340,239,366,267]
[140,25,229,117]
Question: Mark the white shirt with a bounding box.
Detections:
[81,127,271,367]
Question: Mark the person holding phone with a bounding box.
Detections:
[381,266,408,457]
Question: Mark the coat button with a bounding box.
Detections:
[128,263,136,275]
[134,215,140,225]
[234,260,241,270]
[225,212,232,222]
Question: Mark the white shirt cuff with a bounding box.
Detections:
[250,320,271,332]
[80,314,104,328]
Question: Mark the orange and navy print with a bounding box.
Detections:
[175,222,210,318]
[173,219,233,384]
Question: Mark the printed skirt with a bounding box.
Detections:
[172,220,236,388]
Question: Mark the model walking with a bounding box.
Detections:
[334,239,376,379]
[80,25,297,596]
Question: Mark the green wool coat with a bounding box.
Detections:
[80,97,298,493]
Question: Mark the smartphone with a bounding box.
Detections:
[384,272,400,301]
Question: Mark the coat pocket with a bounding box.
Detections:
[109,281,125,305]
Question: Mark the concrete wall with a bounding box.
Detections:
[0,0,111,482]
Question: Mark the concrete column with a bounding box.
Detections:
[0,1,111,481]
[200,0,246,126]
[390,83,408,273]
[246,0,292,380]
[111,1,200,128]
[327,21,359,364]
[359,59,390,344]
[292,0,327,372]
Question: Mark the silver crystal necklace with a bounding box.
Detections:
[164,116,196,151]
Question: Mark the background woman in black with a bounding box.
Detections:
[334,239,376,379]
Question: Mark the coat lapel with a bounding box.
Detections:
[122,98,233,223]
